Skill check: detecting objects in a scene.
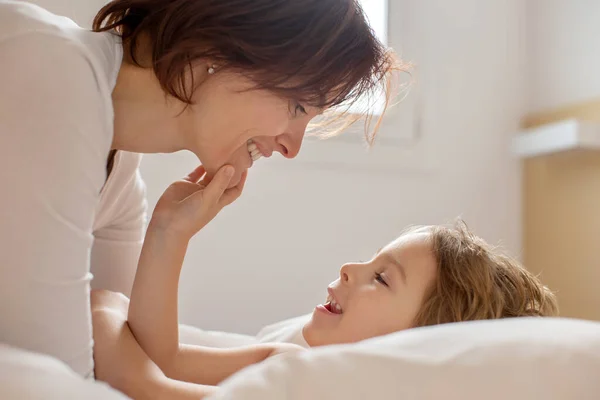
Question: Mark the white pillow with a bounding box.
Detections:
[0,344,129,400]
[179,324,257,348]
[0,324,256,400]
[208,317,600,400]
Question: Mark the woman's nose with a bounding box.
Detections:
[275,132,302,159]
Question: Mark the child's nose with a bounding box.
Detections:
[340,263,354,284]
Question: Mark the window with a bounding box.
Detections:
[360,0,388,46]
[343,0,390,117]
[322,0,420,146]
[297,0,426,165]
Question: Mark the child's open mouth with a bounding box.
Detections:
[321,294,343,315]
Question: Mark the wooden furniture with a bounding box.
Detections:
[517,99,600,321]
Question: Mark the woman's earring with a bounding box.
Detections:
[207,65,217,75]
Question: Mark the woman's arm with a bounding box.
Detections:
[91,156,148,297]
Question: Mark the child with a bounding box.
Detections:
[91,165,558,399]
[282,222,558,348]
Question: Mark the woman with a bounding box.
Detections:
[0,0,400,380]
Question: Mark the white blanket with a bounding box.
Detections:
[0,344,128,400]
[2,317,599,400]
[209,317,600,400]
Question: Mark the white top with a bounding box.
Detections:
[0,1,147,377]
[256,315,311,348]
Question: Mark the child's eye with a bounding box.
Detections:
[375,272,389,287]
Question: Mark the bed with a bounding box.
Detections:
[1,316,599,399]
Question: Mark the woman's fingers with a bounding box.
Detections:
[183,165,206,183]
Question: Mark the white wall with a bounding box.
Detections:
[26,0,526,334]
[527,0,600,113]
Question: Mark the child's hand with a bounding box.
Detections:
[149,165,247,240]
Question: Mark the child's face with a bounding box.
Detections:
[303,229,438,346]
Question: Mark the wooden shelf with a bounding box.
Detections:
[513,119,600,158]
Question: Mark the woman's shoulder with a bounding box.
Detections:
[0,3,122,181]
[0,1,122,94]
[0,1,79,40]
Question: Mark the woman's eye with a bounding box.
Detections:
[375,272,389,287]
[294,103,307,116]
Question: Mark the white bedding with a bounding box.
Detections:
[0,344,128,400]
[178,323,258,348]
[2,317,599,400]
[209,317,600,400]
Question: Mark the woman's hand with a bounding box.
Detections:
[149,165,247,240]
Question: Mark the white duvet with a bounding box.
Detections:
[2,317,599,400]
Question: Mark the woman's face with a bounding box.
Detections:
[183,71,322,187]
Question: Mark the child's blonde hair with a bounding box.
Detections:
[412,220,558,327]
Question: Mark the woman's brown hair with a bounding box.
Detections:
[93,0,406,143]
[411,221,559,327]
